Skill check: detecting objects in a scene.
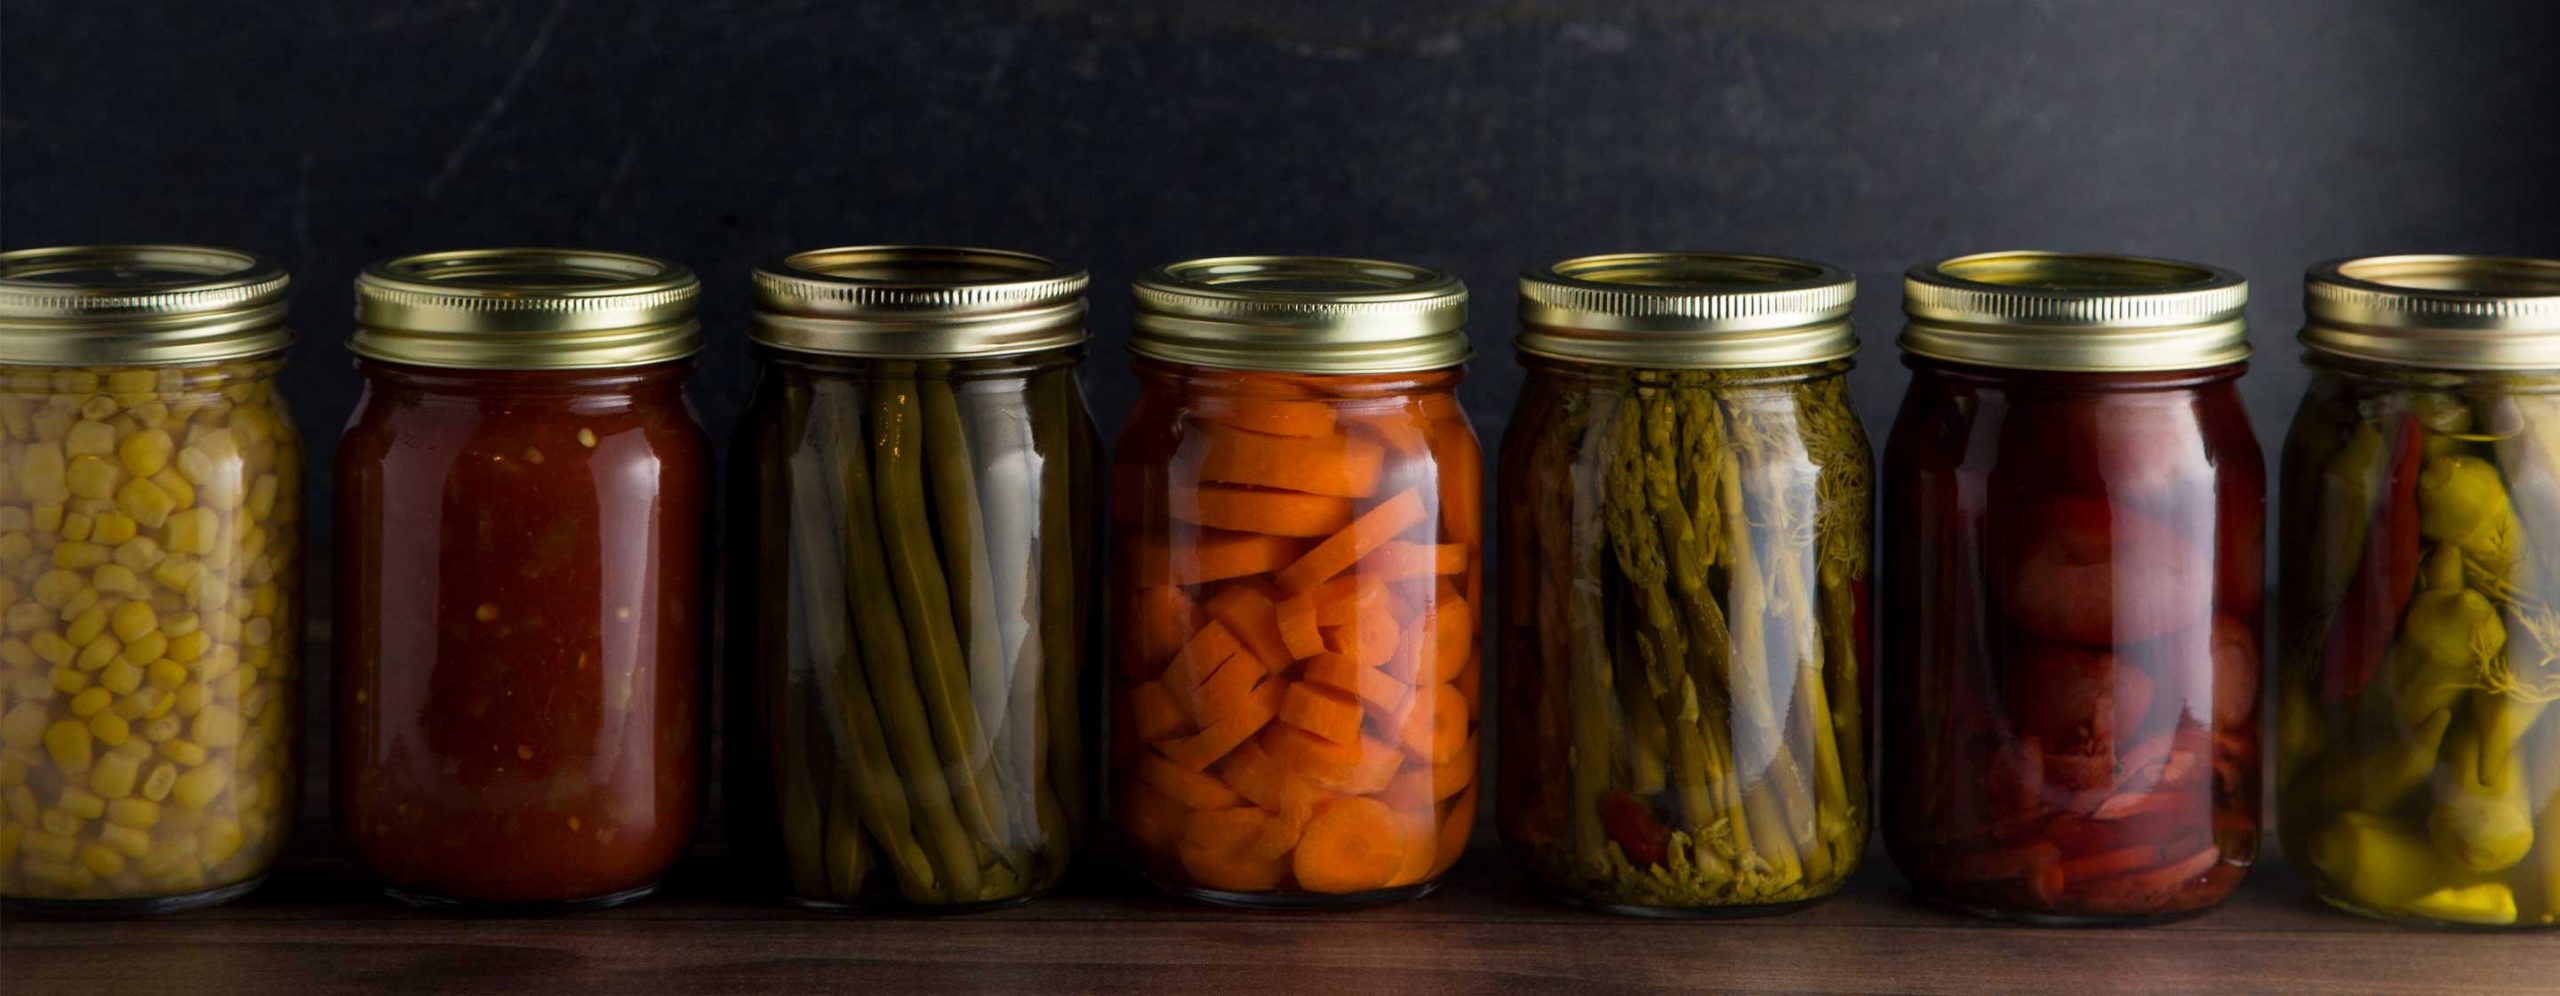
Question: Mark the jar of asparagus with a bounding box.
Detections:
[1496,253,1870,916]
[727,246,1096,911]
[1881,252,2264,924]
[2278,254,2560,928]
[1112,256,1483,908]
[0,246,304,914]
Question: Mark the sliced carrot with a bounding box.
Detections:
[1324,610,1402,672]
[1171,485,1356,538]
[1429,784,1477,877]
[1310,574,1390,627]
[1118,780,1189,852]
[1203,582,1294,668]
[1427,419,1482,545]
[1185,652,1267,726]
[1300,651,1360,696]
[1184,805,1302,862]
[1293,796,1405,894]
[1164,619,1246,690]
[1195,397,1337,438]
[1195,423,1385,498]
[1267,729,1402,795]
[1426,733,1477,801]
[1278,681,1364,745]
[1124,585,1201,680]
[1452,658,1481,714]
[1127,679,1194,743]
[1134,530,1302,586]
[1162,677,1284,772]
[1399,684,1470,766]
[1381,613,1429,683]
[1178,810,1291,892]
[1418,595,1473,687]
[1383,806,1438,886]
[1274,589,1326,659]
[1357,540,1468,582]
[1219,738,1337,824]
[1138,749,1247,810]
[1344,409,1430,457]
[1274,488,1427,592]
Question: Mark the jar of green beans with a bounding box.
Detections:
[725,247,1097,912]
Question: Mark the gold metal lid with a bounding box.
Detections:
[1131,256,1469,374]
[752,245,1088,358]
[351,248,700,370]
[0,245,290,366]
[2301,255,2560,370]
[1517,252,1856,369]
[1901,251,2250,372]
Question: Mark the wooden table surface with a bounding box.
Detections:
[6,830,2555,996]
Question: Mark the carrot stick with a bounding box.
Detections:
[1162,676,1283,771]
[1164,619,1246,690]
[1293,796,1405,894]
[1195,422,1385,498]
[1399,684,1470,765]
[1427,415,1482,546]
[1345,409,1430,457]
[1184,653,1267,726]
[1355,540,1468,583]
[1127,679,1193,743]
[1133,530,1302,586]
[1123,585,1199,680]
[1310,575,1389,627]
[1203,582,1294,668]
[1137,749,1247,810]
[1274,589,1326,659]
[1195,398,1338,438]
[1275,488,1428,592]
[1279,681,1364,745]
[1171,485,1356,538]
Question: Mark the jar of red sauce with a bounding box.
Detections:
[1880,251,2264,924]
[334,249,708,909]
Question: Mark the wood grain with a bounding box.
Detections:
[7,832,2553,996]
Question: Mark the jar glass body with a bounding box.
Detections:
[0,357,303,913]
[1496,356,1871,915]
[724,348,1097,911]
[2277,357,2560,928]
[334,358,707,908]
[1880,357,2264,923]
[1110,359,1484,907]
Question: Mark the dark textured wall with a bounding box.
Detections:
[6,0,2559,541]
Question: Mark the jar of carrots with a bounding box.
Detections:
[1497,253,1871,917]
[1111,256,1482,907]
[1881,252,2264,924]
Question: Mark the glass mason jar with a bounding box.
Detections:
[335,250,708,909]
[1498,253,1871,916]
[0,246,304,915]
[1881,252,2264,924]
[2278,254,2560,928]
[1111,256,1484,908]
[725,247,1097,911]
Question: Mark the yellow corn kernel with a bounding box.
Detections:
[161,611,199,639]
[8,602,51,634]
[99,658,144,698]
[118,428,173,477]
[48,664,86,694]
[191,575,231,611]
[52,540,109,570]
[89,710,130,748]
[105,369,157,395]
[56,785,104,820]
[22,828,77,862]
[40,806,80,835]
[239,686,268,721]
[171,765,226,809]
[0,822,17,865]
[159,737,206,767]
[209,671,242,700]
[64,420,117,458]
[74,634,119,672]
[110,601,156,642]
[0,533,29,562]
[249,581,277,619]
[65,453,122,500]
[30,631,74,666]
[0,507,22,532]
[44,718,93,773]
[77,395,118,421]
[69,686,112,718]
[32,503,61,533]
[0,703,46,750]
[150,468,193,510]
[166,629,208,664]
[19,442,67,503]
[62,606,105,646]
[123,627,166,661]
[91,562,140,595]
[151,558,197,594]
[166,507,218,556]
[57,586,100,622]
[110,688,154,721]
[139,761,176,801]
[80,841,126,876]
[200,818,243,868]
[98,821,151,859]
[89,512,136,546]
[88,749,138,798]
[145,659,186,689]
[172,681,204,717]
[107,796,158,828]
[140,713,178,742]
[0,753,24,787]
[113,535,164,571]
[246,474,278,519]
[5,784,38,823]
[190,705,241,748]
[59,510,93,542]
[0,640,33,672]
[116,476,176,529]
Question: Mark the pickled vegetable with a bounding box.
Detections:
[2278,371,2560,926]
[728,355,1093,908]
[1111,364,1482,902]
[1497,360,1870,912]
[0,360,301,903]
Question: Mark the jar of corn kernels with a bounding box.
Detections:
[0,245,304,914]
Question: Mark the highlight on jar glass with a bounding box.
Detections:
[0,245,303,914]
[334,249,708,910]
[1497,253,1870,917]
[2277,255,2560,928]
[1111,256,1482,907]
[1880,251,2264,924]
[726,247,1097,911]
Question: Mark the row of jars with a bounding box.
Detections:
[0,244,2553,930]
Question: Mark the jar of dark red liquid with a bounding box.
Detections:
[1880,251,2264,924]
[335,249,708,909]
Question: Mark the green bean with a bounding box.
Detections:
[825,769,873,899]
[922,378,1010,759]
[765,384,831,898]
[1033,365,1090,850]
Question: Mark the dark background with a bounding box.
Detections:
[6,1,2560,818]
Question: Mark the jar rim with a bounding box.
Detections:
[352,247,701,370]
[1131,255,1470,374]
[752,245,1089,359]
[2301,254,2560,370]
[1900,250,2250,372]
[1517,251,1856,369]
[0,244,291,366]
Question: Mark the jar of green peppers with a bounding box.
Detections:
[1496,253,1871,916]
[725,246,1097,912]
[2279,254,2560,928]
